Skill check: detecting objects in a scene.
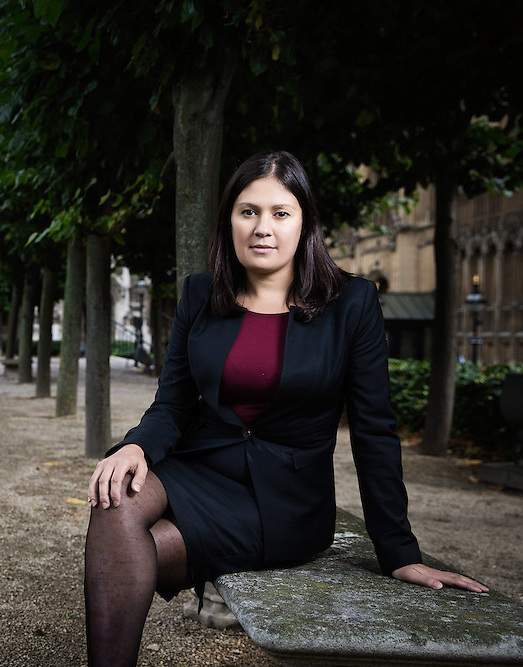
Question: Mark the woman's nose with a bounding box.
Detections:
[254,213,272,236]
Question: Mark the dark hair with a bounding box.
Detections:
[209,151,344,323]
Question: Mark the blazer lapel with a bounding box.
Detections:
[190,310,245,425]
[271,306,298,402]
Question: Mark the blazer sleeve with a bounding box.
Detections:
[344,280,422,574]
[108,275,201,466]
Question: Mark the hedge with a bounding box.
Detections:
[3,340,138,360]
[389,359,523,459]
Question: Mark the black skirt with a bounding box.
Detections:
[151,442,265,604]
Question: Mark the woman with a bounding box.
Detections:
[85,151,488,666]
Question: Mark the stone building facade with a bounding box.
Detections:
[330,188,523,364]
[456,191,523,365]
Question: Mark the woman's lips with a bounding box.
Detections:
[250,245,275,253]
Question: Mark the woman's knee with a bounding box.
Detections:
[90,472,168,528]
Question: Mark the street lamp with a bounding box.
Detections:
[133,277,148,367]
[465,274,486,364]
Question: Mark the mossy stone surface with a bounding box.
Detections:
[215,509,523,665]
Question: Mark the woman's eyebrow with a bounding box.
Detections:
[235,201,297,209]
[272,203,297,210]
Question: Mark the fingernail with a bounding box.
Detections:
[102,501,109,509]
[90,498,97,507]
[113,501,119,508]
[134,484,141,492]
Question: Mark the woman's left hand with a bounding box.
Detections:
[392,563,489,593]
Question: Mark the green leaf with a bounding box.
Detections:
[99,191,112,206]
[249,52,268,77]
[180,0,197,24]
[75,17,96,53]
[33,0,68,28]
[25,231,38,246]
[83,80,98,96]
[132,32,148,62]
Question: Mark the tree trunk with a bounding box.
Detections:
[420,169,460,456]
[56,236,86,416]
[36,266,57,398]
[172,58,236,297]
[150,290,163,378]
[18,273,36,383]
[5,282,21,359]
[85,233,112,458]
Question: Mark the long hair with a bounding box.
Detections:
[209,151,344,323]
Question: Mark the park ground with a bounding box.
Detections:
[0,356,521,666]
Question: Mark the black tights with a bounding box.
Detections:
[84,472,192,666]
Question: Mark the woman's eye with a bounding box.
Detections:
[242,209,256,217]
[275,211,289,218]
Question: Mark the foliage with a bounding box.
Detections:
[452,363,523,456]
[388,359,432,434]
[389,359,523,460]
[311,153,419,234]
[110,339,135,359]
[342,0,523,198]
[3,0,521,264]
[27,339,61,357]
[14,337,149,360]
[0,269,11,311]
[0,0,169,240]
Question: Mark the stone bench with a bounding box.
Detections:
[213,508,523,666]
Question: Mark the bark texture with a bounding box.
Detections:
[150,290,163,378]
[18,273,36,383]
[421,169,460,456]
[36,266,57,398]
[172,59,236,297]
[56,236,86,416]
[85,233,112,458]
[5,282,21,359]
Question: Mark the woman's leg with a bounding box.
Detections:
[84,471,186,666]
[150,512,193,600]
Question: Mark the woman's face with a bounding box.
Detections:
[230,175,303,283]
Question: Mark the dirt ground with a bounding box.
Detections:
[0,356,521,666]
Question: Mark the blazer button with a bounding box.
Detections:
[242,428,252,439]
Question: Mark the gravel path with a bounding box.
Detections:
[0,356,521,666]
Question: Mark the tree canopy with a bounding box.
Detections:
[2,0,522,247]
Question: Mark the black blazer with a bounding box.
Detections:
[116,272,421,574]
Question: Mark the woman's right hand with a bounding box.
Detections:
[88,444,148,509]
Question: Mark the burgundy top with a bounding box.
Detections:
[220,311,289,423]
